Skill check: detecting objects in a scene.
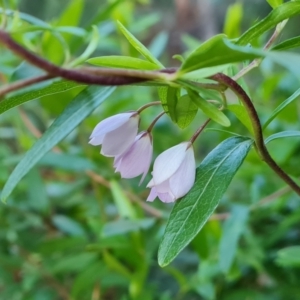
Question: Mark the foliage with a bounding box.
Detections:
[1,0,300,299]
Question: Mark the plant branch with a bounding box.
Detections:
[0,29,173,86]
[211,73,300,196]
[0,74,52,99]
[250,185,291,210]
[233,20,287,81]
[79,66,169,80]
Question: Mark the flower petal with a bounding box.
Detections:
[146,178,154,188]
[101,115,139,157]
[154,179,172,193]
[169,146,196,199]
[146,185,176,203]
[89,112,134,145]
[152,142,190,185]
[146,188,157,202]
[115,132,153,180]
[157,191,176,203]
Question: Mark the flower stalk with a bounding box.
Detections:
[0,29,176,87]
[189,119,211,144]
[137,101,161,113]
[147,111,165,132]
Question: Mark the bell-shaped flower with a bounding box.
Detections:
[89,112,139,157]
[146,142,196,203]
[114,131,153,183]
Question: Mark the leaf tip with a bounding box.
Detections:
[158,255,168,268]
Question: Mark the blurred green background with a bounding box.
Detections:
[1,0,300,299]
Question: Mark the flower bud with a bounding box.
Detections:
[114,131,153,183]
[147,142,196,203]
[89,112,139,157]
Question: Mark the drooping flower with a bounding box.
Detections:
[114,131,153,183]
[146,142,196,203]
[89,112,139,157]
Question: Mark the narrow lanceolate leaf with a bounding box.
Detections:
[116,21,164,68]
[265,131,300,144]
[0,80,84,115]
[219,205,249,273]
[266,0,283,9]
[263,87,300,130]
[188,90,231,127]
[272,36,300,51]
[275,246,300,267]
[1,86,114,202]
[227,104,253,134]
[110,180,136,220]
[70,25,100,67]
[87,56,160,70]
[237,2,300,45]
[158,136,253,267]
[180,34,261,73]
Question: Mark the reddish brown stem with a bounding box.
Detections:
[211,73,300,196]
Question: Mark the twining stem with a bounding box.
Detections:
[147,111,165,132]
[0,74,53,99]
[0,29,172,86]
[137,101,161,113]
[190,119,211,144]
[211,73,300,196]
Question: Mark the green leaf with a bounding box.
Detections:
[272,36,300,51]
[158,136,253,267]
[87,56,160,70]
[70,26,100,67]
[49,253,97,274]
[213,41,300,82]
[265,131,300,144]
[38,153,96,171]
[180,64,230,80]
[158,87,180,121]
[116,21,164,68]
[266,0,283,9]
[42,0,84,64]
[180,35,261,73]
[175,94,198,129]
[223,3,243,38]
[102,218,155,237]
[237,2,300,45]
[149,31,169,59]
[263,87,300,130]
[0,86,114,202]
[27,168,49,213]
[188,90,231,127]
[0,8,50,27]
[0,80,84,115]
[71,262,106,298]
[110,180,136,220]
[219,205,249,273]
[227,104,253,134]
[52,215,85,236]
[172,54,185,63]
[276,246,300,267]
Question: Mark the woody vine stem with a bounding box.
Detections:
[0,29,300,196]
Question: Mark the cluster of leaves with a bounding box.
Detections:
[1,0,300,299]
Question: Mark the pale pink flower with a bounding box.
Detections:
[89,112,139,157]
[114,131,153,183]
[147,142,196,203]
